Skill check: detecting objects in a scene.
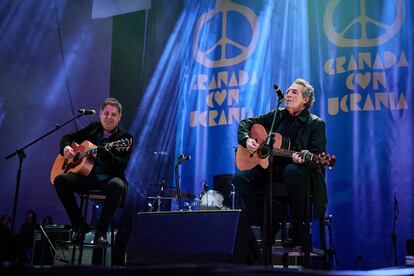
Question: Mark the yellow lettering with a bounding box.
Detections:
[238,70,249,86]
[375,93,389,110]
[228,89,239,106]
[340,94,349,112]
[373,53,384,69]
[229,72,238,87]
[336,56,346,74]
[397,94,408,109]
[362,94,374,111]
[398,52,409,67]
[209,110,218,126]
[346,73,355,90]
[228,108,239,124]
[217,71,228,88]
[324,58,335,75]
[208,75,217,90]
[199,111,207,127]
[384,51,397,68]
[218,110,227,125]
[358,52,371,69]
[197,74,208,90]
[372,72,387,90]
[350,93,362,111]
[347,55,357,71]
[206,93,214,107]
[240,107,246,120]
[247,108,254,118]
[250,71,258,85]
[328,97,339,115]
[190,111,198,127]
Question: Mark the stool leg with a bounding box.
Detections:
[303,183,311,267]
[110,221,115,267]
[78,196,89,265]
[319,217,328,269]
[71,246,76,266]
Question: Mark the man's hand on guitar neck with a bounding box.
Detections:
[246,138,260,153]
[292,152,304,164]
[292,150,312,165]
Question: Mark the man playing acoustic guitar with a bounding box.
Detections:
[233,79,329,247]
[54,98,133,245]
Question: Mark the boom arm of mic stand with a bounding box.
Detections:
[5,113,84,232]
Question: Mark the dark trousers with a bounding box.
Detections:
[54,173,126,233]
[232,163,311,233]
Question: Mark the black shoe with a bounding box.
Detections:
[93,231,109,246]
[71,224,90,245]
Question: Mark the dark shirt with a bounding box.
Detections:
[60,122,134,184]
[237,108,328,214]
[238,108,326,160]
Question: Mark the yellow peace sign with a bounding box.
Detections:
[193,0,259,68]
[324,0,405,47]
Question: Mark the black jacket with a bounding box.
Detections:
[237,108,328,216]
[60,122,133,183]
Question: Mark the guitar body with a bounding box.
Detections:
[236,124,284,171]
[50,140,97,184]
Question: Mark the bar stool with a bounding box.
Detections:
[71,190,115,266]
[280,178,328,269]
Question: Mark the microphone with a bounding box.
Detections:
[178,154,191,161]
[273,84,285,101]
[78,109,96,115]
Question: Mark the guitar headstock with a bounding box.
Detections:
[109,138,133,152]
[314,152,336,169]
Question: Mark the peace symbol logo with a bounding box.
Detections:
[193,0,259,68]
[324,0,405,47]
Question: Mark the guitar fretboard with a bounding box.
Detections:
[272,148,314,161]
[78,147,98,159]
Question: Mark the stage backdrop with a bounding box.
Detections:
[0,0,413,270]
[126,0,414,269]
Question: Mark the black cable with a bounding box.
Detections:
[53,1,78,130]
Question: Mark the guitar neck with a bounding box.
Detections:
[272,148,295,158]
[78,147,98,159]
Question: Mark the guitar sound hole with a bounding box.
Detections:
[73,154,80,163]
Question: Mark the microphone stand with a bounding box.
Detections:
[5,113,85,232]
[157,180,166,212]
[262,97,284,266]
[388,196,399,266]
[174,156,184,210]
[39,225,69,265]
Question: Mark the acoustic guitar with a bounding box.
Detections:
[50,138,132,184]
[235,124,336,171]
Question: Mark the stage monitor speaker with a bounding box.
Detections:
[126,210,259,265]
[32,227,72,266]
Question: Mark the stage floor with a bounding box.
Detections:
[1,263,414,276]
